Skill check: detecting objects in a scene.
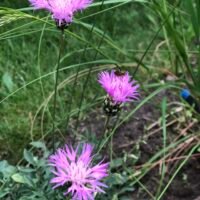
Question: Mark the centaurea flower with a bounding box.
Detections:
[49,143,109,199]
[29,0,92,27]
[98,70,139,104]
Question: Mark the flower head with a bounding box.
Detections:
[28,0,50,9]
[98,70,139,104]
[29,0,92,26]
[49,143,109,200]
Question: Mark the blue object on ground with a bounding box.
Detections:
[180,89,190,100]
[180,88,200,113]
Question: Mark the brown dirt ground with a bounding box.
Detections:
[74,90,200,200]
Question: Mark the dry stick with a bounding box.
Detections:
[163,138,196,173]
[180,120,197,136]
[134,135,199,171]
[168,141,194,174]
[167,121,198,171]
[168,122,200,171]
[157,144,198,200]
[52,28,65,151]
[159,135,196,174]
[134,153,200,171]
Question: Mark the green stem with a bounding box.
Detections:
[110,134,113,163]
[110,113,121,162]
[75,31,106,130]
[65,23,95,133]
[104,115,111,138]
[52,28,65,151]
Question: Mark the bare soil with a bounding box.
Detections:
[75,90,200,200]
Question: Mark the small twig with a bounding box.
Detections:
[135,152,200,170]
[180,120,197,136]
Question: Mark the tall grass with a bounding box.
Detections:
[0,0,200,199]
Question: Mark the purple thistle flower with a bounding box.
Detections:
[98,70,139,104]
[29,0,92,26]
[28,0,50,9]
[49,143,109,200]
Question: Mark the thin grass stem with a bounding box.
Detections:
[75,0,120,129]
[157,144,199,200]
[155,97,167,198]
[66,0,106,133]
[133,0,181,76]
[52,28,65,151]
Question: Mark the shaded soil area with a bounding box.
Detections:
[75,90,200,200]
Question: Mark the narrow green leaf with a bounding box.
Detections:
[2,72,14,92]
[185,1,199,38]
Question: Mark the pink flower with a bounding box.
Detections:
[98,70,139,104]
[29,0,92,26]
[49,144,109,199]
[28,0,50,9]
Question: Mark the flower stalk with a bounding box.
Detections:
[52,28,65,151]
